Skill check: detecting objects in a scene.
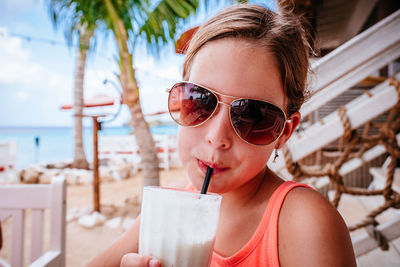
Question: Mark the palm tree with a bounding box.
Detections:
[48,1,98,169]
[46,0,200,186]
[103,0,201,186]
[72,27,93,169]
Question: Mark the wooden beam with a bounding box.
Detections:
[343,0,379,44]
[308,10,400,95]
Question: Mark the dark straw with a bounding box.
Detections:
[201,167,214,194]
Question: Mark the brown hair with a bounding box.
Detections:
[182,4,314,116]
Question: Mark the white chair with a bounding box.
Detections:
[0,176,66,267]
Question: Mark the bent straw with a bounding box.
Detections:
[201,166,214,194]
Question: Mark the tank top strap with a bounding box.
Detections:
[185,181,312,266]
[265,181,312,267]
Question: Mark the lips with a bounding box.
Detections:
[197,159,229,174]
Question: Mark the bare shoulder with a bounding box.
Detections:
[278,187,356,267]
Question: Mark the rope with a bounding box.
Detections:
[338,106,352,141]
[281,76,400,237]
[364,90,373,97]
[365,224,389,251]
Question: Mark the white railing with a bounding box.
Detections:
[98,134,178,171]
[270,72,400,172]
[301,9,400,118]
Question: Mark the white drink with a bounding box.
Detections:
[139,187,222,267]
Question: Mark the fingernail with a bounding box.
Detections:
[149,259,160,267]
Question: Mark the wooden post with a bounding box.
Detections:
[66,110,108,214]
[81,114,105,213]
[92,116,100,213]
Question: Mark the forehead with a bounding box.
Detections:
[188,38,285,108]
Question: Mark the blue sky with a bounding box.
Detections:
[0,0,275,127]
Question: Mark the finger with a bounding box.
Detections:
[148,259,161,267]
[120,253,161,267]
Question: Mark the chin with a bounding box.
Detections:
[203,182,227,195]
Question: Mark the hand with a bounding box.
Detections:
[120,253,161,267]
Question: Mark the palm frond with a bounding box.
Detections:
[47,0,98,47]
[139,0,198,48]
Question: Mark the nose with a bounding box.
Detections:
[204,103,233,149]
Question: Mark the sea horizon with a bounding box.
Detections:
[0,124,178,170]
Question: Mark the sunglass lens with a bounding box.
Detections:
[168,83,218,126]
[230,99,286,145]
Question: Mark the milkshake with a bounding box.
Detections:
[139,186,222,267]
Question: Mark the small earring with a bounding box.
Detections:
[273,149,279,163]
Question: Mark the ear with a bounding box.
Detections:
[275,111,301,149]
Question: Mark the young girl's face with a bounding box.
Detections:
[178,38,287,194]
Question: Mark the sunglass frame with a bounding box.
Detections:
[167,81,291,146]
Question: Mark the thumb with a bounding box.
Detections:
[148,259,161,267]
[120,253,161,267]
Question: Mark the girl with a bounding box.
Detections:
[87,4,356,267]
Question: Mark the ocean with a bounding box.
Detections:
[0,125,178,169]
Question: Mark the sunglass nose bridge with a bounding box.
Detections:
[217,101,230,107]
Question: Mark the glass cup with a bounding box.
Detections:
[139,186,222,267]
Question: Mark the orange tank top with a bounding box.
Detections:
[186,181,311,267]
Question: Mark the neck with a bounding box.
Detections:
[220,167,277,209]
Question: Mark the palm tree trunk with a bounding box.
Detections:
[119,47,160,186]
[128,101,160,186]
[105,0,160,186]
[72,29,92,169]
[120,53,160,186]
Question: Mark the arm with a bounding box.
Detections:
[278,187,357,267]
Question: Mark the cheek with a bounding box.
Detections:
[244,147,273,168]
[231,143,274,178]
[237,144,274,177]
[177,127,198,164]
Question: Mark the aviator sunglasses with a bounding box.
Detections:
[167,82,290,146]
